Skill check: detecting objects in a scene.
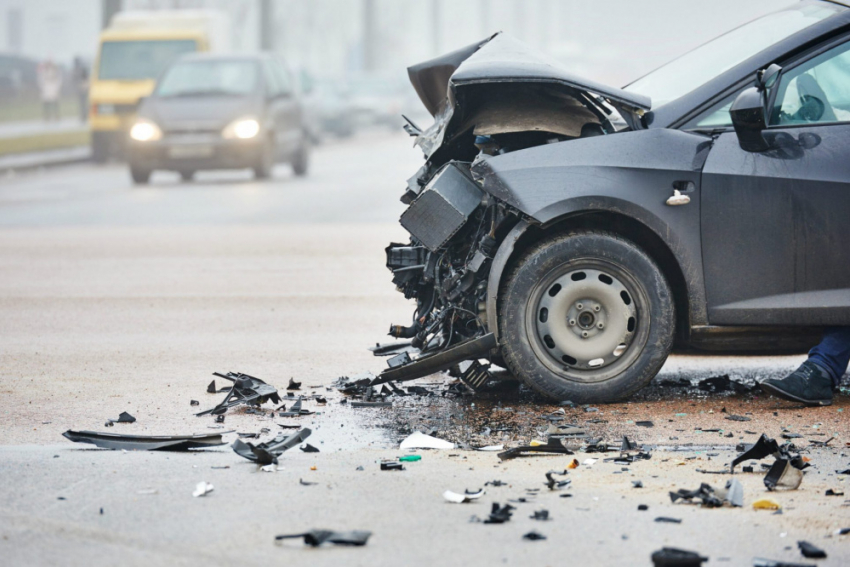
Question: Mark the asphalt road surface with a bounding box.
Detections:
[1,132,848,566]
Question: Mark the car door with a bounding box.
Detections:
[700,36,850,326]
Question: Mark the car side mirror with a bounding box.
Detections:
[730,87,768,151]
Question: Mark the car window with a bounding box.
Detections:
[771,40,850,125]
[156,60,258,97]
[681,89,743,130]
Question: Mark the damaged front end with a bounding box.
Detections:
[378,33,650,387]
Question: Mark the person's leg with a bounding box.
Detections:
[808,326,850,387]
[759,328,849,406]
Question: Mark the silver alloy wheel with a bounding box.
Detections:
[529,263,643,381]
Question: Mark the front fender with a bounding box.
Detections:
[477,128,712,332]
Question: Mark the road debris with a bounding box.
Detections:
[105,411,136,426]
[529,510,550,521]
[670,479,743,508]
[351,401,393,408]
[300,443,320,453]
[752,498,781,510]
[380,461,405,471]
[698,375,756,394]
[287,378,301,390]
[764,459,804,491]
[797,541,827,559]
[443,489,485,503]
[482,503,515,524]
[543,470,570,490]
[399,455,421,462]
[725,414,751,422]
[399,431,455,450]
[299,478,317,486]
[651,547,707,566]
[192,482,213,497]
[278,397,313,417]
[523,531,546,541]
[62,430,228,451]
[231,428,312,465]
[498,437,573,460]
[654,517,682,523]
[825,489,844,496]
[196,372,282,416]
[275,530,372,547]
[753,559,815,567]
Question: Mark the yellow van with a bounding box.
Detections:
[89,10,230,162]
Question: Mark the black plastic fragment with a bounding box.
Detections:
[215,414,225,423]
[651,547,707,566]
[207,380,217,394]
[635,421,654,427]
[825,488,844,496]
[498,437,573,461]
[523,531,546,540]
[797,541,827,559]
[287,378,301,390]
[197,372,282,416]
[725,414,751,422]
[654,517,682,524]
[730,434,809,472]
[299,478,317,486]
[380,461,404,471]
[638,504,648,511]
[698,375,756,394]
[190,400,199,406]
[483,502,515,524]
[63,430,227,451]
[231,428,312,465]
[275,530,372,547]
[112,412,135,423]
[278,396,313,417]
[544,470,570,490]
[351,401,393,407]
[300,443,320,453]
[529,510,550,521]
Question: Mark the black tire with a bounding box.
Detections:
[179,170,195,182]
[292,139,310,177]
[253,138,274,180]
[129,165,151,185]
[499,230,674,403]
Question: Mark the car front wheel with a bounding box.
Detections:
[499,230,674,403]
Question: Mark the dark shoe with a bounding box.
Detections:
[760,360,834,406]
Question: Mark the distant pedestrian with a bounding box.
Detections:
[37,60,62,121]
[72,57,89,123]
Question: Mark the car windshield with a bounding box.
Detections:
[626,1,845,107]
[156,60,259,97]
[98,40,197,81]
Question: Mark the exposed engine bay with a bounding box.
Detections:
[372,32,651,388]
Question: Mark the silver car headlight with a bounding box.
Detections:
[129,119,162,142]
[222,117,260,140]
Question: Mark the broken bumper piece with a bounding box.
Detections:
[231,428,312,465]
[371,333,496,385]
[62,430,228,451]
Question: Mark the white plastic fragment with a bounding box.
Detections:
[192,481,214,497]
[582,458,597,466]
[136,488,158,495]
[399,431,456,450]
[260,464,277,473]
[443,489,485,503]
[476,445,505,452]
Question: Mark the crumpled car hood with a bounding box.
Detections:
[407,32,652,158]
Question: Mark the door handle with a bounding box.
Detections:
[666,190,690,206]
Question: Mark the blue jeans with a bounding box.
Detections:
[809,327,850,387]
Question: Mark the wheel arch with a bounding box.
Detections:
[487,208,698,347]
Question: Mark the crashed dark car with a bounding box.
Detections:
[381,0,850,402]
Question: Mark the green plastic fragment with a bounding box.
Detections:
[675,413,687,417]
[399,455,421,462]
